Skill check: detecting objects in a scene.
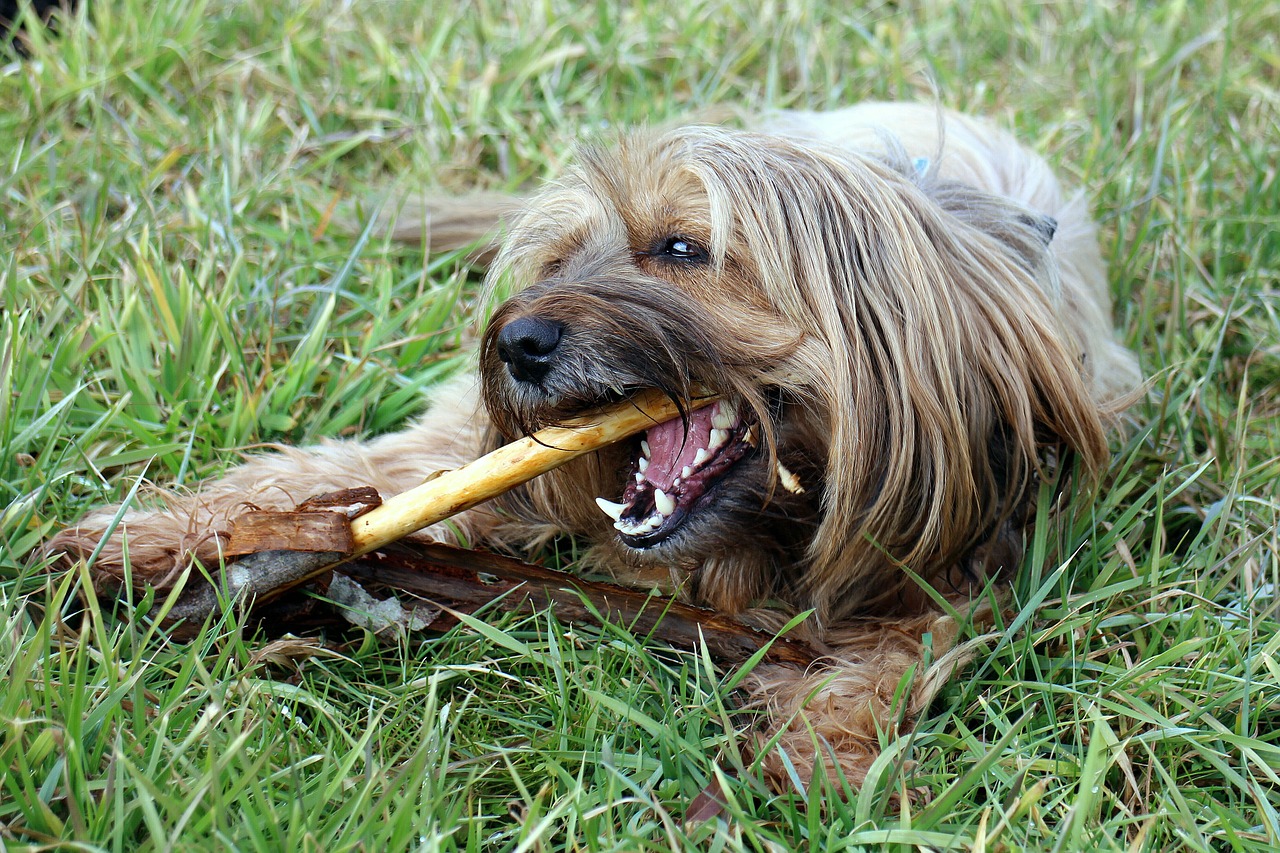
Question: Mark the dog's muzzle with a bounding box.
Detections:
[480,287,805,556]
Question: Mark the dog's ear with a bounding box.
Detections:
[920,178,1065,296]
[818,166,1109,608]
[684,136,1108,616]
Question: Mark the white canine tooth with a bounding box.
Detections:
[711,397,742,425]
[635,472,644,483]
[681,466,692,479]
[693,448,710,467]
[709,428,728,448]
[776,461,806,495]
[711,400,737,429]
[641,439,652,458]
[638,457,649,473]
[595,497,628,522]
[653,489,675,517]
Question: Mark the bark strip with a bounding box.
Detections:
[340,543,821,666]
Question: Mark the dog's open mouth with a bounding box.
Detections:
[594,399,756,548]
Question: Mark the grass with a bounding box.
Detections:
[2,0,1277,848]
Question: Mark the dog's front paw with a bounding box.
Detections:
[44,500,236,592]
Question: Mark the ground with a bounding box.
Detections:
[1,0,1277,849]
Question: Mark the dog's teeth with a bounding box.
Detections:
[641,440,652,458]
[776,461,806,495]
[638,457,649,473]
[681,466,692,480]
[653,489,675,517]
[709,428,728,448]
[635,472,644,483]
[693,448,710,467]
[711,400,737,430]
[594,497,628,522]
[616,514,662,535]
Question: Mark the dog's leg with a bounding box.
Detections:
[46,375,497,582]
[746,610,972,793]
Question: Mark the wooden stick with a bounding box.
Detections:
[154,389,823,670]
[349,388,715,556]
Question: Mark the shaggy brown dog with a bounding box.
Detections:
[50,102,1139,788]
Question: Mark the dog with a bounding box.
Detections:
[49,101,1139,789]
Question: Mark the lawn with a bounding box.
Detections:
[2,0,1277,849]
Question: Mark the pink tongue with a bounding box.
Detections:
[643,407,715,490]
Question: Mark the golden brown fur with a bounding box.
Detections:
[48,102,1138,789]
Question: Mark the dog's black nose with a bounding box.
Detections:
[495,316,564,384]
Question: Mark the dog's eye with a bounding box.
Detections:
[646,236,708,263]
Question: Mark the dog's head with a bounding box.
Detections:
[478,127,1108,619]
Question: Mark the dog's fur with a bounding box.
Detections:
[49,102,1139,788]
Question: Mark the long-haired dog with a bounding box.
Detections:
[50,102,1139,788]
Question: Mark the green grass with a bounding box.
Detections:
[2,0,1277,848]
